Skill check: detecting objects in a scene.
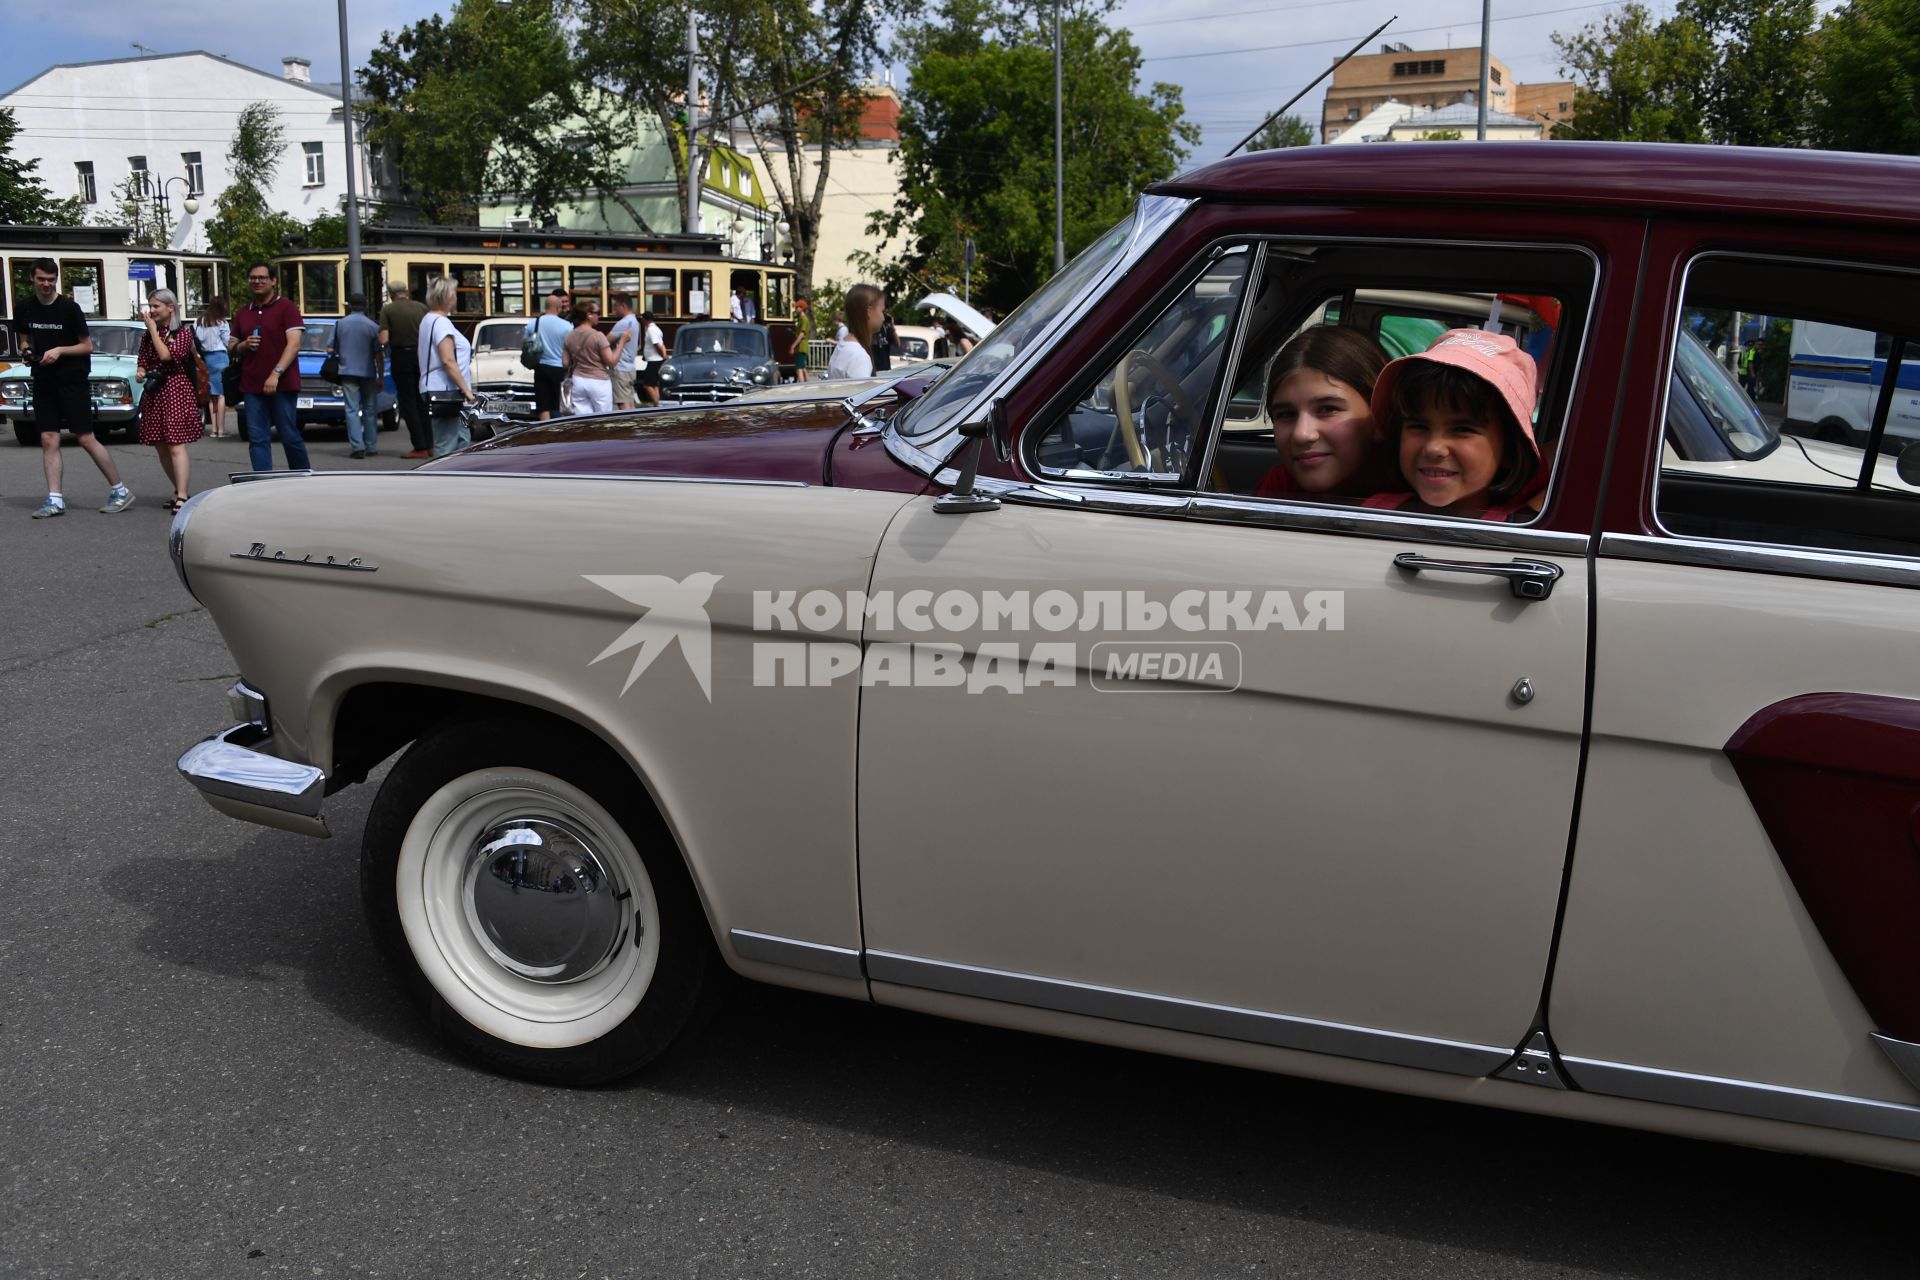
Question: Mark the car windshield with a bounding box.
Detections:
[675,325,767,358]
[894,209,1143,441]
[1675,329,1777,460]
[300,322,335,353]
[474,324,523,353]
[86,325,143,358]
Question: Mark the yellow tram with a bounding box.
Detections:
[274,224,797,360]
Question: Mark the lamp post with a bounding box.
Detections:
[151,176,200,250]
[337,0,363,298]
[1053,0,1064,273]
[1477,0,1491,141]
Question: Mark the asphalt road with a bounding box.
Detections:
[2,428,1915,1280]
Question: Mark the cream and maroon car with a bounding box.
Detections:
[171,143,1920,1172]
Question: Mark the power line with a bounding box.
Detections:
[1122,0,1381,29]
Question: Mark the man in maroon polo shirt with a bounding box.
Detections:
[229,260,310,472]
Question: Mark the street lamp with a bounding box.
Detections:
[152,176,200,219]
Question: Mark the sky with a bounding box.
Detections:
[1,0,1668,169]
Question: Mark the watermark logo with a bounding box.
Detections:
[591,582,1340,699]
[584,572,721,699]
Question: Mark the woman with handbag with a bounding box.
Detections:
[136,288,204,511]
[418,276,476,458]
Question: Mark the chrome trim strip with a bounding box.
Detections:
[1871,1032,1920,1096]
[230,469,807,489]
[866,950,1510,1077]
[167,488,213,599]
[229,542,379,572]
[1561,1054,1920,1143]
[728,929,866,980]
[177,724,327,818]
[886,193,1197,474]
[1194,243,1268,490]
[1600,532,1920,589]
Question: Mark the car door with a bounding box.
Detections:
[856,234,1602,1074]
[1549,235,1920,1142]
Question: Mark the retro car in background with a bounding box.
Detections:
[657,321,780,401]
[468,317,538,418]
[293,320,398,434]
[2,319,146,445]
[171,143,1920,1172]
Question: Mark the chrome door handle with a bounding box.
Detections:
[1393,553,1563,601]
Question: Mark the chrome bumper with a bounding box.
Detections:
[178,696,330,839]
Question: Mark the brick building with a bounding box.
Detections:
[1321,42,1574,143]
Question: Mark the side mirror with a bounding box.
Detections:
[1899,441,1920,488]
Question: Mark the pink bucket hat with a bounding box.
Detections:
[1371,329,1540,454]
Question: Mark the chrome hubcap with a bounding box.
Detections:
[461,817,629,984]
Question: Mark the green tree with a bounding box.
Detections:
[1677,0,1820,146]
[203,102,303,295]
[1246,113,1313,151]
[1553,3,1710,142]
[92,173,166,247]
[0,106,84,224]
[874,0,1197,317]
[1813,0,1920,155]
[360,0,624,225]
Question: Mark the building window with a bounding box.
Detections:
[182,152,203,195]
[75,162,96,204]
[128,156,150,197]
[1391,59,1446,77]
[1490,67,1503,85]
[1346,107,1361,121]
[302,142,324,187]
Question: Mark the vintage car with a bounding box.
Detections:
[2,319,146,445]
[469,316,538,417]
[293,320,398,434]
[172,143,1920,1173]
[657,321,780,401]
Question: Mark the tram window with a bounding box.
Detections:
[492,267,528,316]
[360,260,385,306]
[301,261,340,316]
[183,263,215,315]
[766,274,792,320]
[682,270,712,318]
[644,269,675,315]
[534,266,564,304]
[452,263,485,316]
[569,266,603,313]
[407,263,442,303]
[10,260,36,310]
[62,260,105,316]
[609,267,640,306]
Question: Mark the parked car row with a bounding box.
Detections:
[172,143,1920,1174]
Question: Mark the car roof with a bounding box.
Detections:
[1152,142,1920,230]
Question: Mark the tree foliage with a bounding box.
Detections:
[204,102,302,295]
[1553,0,1824,146]
[874,0,1197,317]
[360,0,623,225]
[0,106,84,224]
[1246,113,1313,152]
[1813,0,1920,155]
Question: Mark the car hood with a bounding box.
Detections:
[1,354,134,379]
[430,399,864,485]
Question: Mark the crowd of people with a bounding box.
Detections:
[8,262,985,519]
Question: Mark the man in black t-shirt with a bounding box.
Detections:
[9,258,132,517]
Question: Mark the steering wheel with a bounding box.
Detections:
[1109,349,1200,472]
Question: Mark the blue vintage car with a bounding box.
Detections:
[2,319,148,447]
[293,319,398,432]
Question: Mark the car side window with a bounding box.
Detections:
[1200,242,1594,520]
[1658,256,1920,558]
[1030,245,1253,481]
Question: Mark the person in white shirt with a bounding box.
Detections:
[638,316,667,404]
[729,291,744,322]
[825,283,883,381]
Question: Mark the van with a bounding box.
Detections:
[1786,319,1920,449]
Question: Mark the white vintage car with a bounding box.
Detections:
[172,143,1920,1173]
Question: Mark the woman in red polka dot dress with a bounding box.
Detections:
[136,288,204,511]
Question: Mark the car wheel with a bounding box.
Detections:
[1817,417,1855,446]
[12,420,35,448]
[361,716,719,1084]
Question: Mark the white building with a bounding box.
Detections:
[1,50,373,255]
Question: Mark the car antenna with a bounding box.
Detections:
[1225,16,1398,158]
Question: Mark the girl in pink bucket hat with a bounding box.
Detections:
[1363,329,1544,520]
